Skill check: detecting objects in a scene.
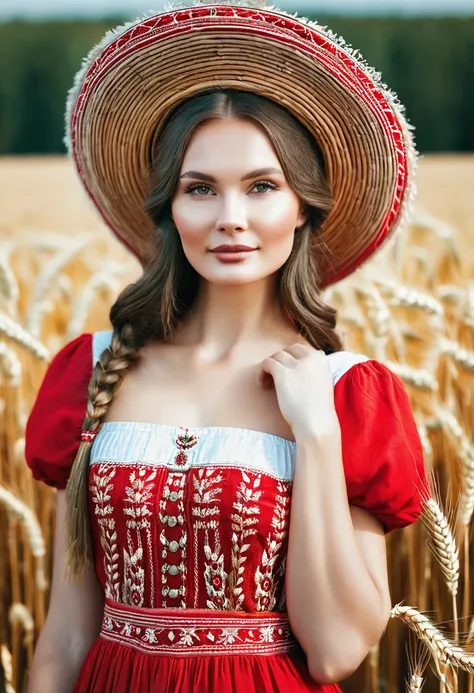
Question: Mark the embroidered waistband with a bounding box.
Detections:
[100,598,297,656]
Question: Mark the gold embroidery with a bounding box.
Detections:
[192,468,227,609]
[122,467,157,607]
[254,481,291,611]
[229,471,262,611]
[159,472,187,608]
[90,464,120,601]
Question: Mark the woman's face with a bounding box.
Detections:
[171,118,306,286]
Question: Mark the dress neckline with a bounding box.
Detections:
[99,420,296,447]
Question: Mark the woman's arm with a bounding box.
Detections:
[28,491,104,693]
[285,432,391,685]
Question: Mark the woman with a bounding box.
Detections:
[25,2,428,692]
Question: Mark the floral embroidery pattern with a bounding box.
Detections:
[90,464,120,601]
[101,598,296,656]
[229,471,262,611]
[122,467,157,608]
[191,467,227,609]
[255,481,291,611]
[89,423,297,613]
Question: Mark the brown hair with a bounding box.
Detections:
[65,89,343,578]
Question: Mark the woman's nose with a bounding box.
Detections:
[215,195,248,233]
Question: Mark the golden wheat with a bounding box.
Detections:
[392,605,474,672]
[422,497,460,598]
[1,155,474,692]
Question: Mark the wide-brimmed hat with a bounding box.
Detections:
[66,0,417,287]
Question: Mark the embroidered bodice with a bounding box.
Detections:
[26,330,427,616]
[90,422,295,611]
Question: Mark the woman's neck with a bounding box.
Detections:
[171,277,295,362]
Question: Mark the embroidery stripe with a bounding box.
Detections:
[100,599,297,656]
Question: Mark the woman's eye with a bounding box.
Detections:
[188,183,213,195]
[252,181,276,194]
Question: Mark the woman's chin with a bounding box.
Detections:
[204,273,264,287]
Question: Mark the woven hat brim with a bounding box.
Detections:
[67,5,417,287]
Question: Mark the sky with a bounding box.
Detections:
[1,0,474,18]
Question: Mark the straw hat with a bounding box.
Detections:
[66,0,417,287]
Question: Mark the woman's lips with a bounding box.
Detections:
[209,245,258,263]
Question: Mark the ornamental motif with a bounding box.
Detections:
[172,428,199,470]
[122,467,157,607]
[254,481,291,611]
[229,471,262,610]
[101,598,296,656]
[90,464,120,601]
[191,467,227,609]
[159,471,188,608]
[89,424,297,614]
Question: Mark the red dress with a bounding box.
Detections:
[25,331,427,693]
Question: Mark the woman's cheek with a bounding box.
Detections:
[256,195,300,234]
[173,204,213,248]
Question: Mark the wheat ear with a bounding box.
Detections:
[392,604,474,672]
[420,496,459,597]
[420,489,460,646]
[406,632,431,693]
[0,314,50,362]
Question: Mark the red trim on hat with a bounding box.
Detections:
[70,6,409,286]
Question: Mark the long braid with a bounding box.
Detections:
[65,324,141,580]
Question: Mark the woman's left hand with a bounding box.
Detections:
[257,343,339,441]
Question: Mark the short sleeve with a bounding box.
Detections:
[334,359,428,534]
[25,333,93,489]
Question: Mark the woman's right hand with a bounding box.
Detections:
[27,491,104,693]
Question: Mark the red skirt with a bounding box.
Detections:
[75,599,342,693]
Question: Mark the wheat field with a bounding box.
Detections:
[0,155,473,693]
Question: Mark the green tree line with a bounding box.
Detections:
[0,15,473,155]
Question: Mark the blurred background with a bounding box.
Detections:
[0,2,474,693]
[1,0,474,154]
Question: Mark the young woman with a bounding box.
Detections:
[25,3,428,692]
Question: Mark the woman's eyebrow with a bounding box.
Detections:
[180,170,217,182]
[241,167,283,181]
[180,167,284,182]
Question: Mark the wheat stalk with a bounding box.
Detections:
[417,422,433,461]
[433,409,474,527]
[0,486,46,589]
[67,271,119,339]
[386,284,445,317]
[440,339,474,372]
[0,257,19,317]
[0,314,50,362]
[386,361,439,391]
[420,491,460,647]
[8,604,34,645]
[392,604,474,672]
[421,497,460,598]
[0,343,22,386]
[25,239,89,337]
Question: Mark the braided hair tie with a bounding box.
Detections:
[81,430,98,444]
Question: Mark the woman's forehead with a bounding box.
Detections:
[181,119,282,173]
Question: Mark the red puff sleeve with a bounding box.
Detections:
[334,359,428,534]
[25,333,93,489]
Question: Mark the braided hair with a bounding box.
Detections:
[65,325,142,579]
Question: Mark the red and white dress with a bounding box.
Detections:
[26,331,427,693]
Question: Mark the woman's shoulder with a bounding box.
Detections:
[328,350,406,394]
[327,349,370,387]
[92,329,113,365]
[328,351,428,533]
[24,331,112,489]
